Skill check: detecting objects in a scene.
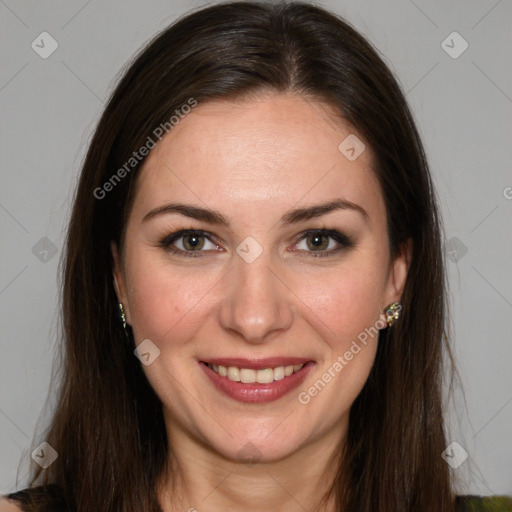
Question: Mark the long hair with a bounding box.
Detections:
[10,1,458,510]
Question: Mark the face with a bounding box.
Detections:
[112,93,410,465]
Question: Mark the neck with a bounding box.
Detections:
[157,419,347,512]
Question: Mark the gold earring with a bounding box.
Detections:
[384,302,401,327]
[118,303,127,330]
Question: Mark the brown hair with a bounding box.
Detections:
[8,1,459,510]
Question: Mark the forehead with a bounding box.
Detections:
[130,93,384,222]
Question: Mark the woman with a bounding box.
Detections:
[1,1,511,511]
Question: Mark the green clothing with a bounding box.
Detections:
[456,495,512,511]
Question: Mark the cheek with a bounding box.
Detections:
[124,252,208,343]
[294,254,387,347]
[294,263,384,416]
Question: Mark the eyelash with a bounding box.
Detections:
[158,227,354,258]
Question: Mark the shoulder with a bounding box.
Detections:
[0,498,24,512]
[456,495,512,511]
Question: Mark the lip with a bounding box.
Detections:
[199,360,315,403]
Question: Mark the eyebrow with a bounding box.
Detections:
[142,199,369,226]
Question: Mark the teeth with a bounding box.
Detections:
[240,369,256,383]
[227,366,240,381]
[207,363,305,383]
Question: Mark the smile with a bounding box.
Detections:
[199,359,315,403]
[206,362,304,383]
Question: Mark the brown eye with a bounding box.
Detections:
[159,229,222,257]
[293,229,355,258]
[305,233,329,251]
[182,233,205,251]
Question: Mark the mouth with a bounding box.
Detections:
[202,361,307,383]
[199,358,315,403]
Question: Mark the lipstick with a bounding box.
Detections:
[199,359,315,403]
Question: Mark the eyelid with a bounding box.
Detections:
[291,228,354,257]
[158,229,222,257]
[158,227,354,258]
[159,229,219,247]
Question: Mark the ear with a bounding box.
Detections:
[383,238,412,308]
[111,241,132,325]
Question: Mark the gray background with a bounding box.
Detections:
[1,0,511,497]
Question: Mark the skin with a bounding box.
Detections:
[112,93,411,512]
[0,500,23,512]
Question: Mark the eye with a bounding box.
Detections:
[158,228,354,258]
[159,230,221,257]
[292,229,354,257]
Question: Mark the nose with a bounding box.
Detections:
[218,248,294,344]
